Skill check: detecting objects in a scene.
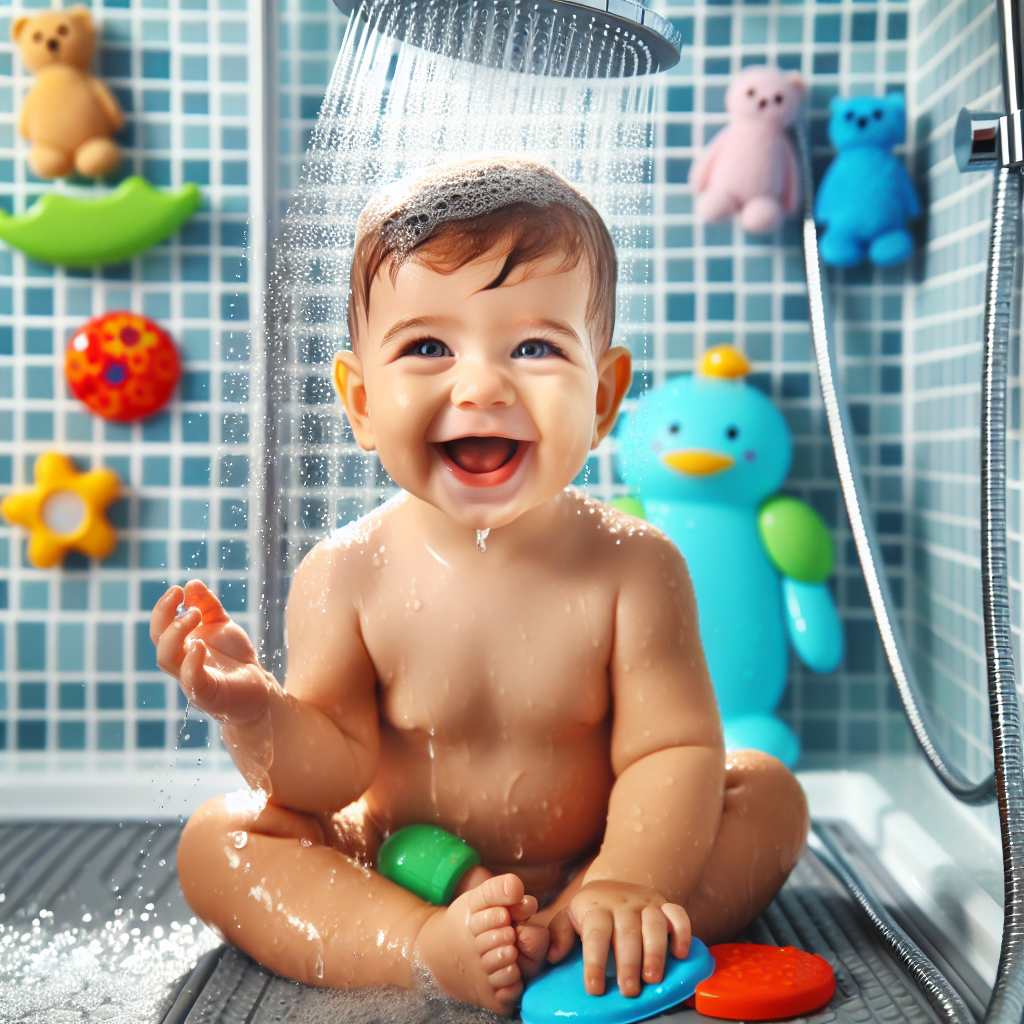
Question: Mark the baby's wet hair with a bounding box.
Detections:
[348,158,617,352]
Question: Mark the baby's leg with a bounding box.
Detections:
[684,749,808,944]
[178,795,531,1014]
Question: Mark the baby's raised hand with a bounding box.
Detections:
[547,880,690,997]
[150,580,271,724]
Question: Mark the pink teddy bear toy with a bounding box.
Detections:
[689,65,804,234]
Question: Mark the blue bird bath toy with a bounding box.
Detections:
[616,346,843,767]
[521,937,715,1024]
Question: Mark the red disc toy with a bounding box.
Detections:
[65,312,181,422]
[694,943,836,1020]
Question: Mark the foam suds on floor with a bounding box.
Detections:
[0,914,219,1024]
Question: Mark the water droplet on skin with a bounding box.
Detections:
[300,837,313,847]
[476,528,490,552]
[314,953,324,979]
[412,598,421,611]
[232,831,248,849]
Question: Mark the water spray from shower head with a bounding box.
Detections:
[330,0,682,77]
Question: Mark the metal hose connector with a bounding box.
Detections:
[811,824,977,1024]
[979,166,1024,1024]
[796,124,996,805]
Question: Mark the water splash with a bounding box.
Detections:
[475,528,490,553]
[0,916,218,1024]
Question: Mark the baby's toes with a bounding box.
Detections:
[481,941,519,975]
[487,961,522,994]
[476,925,517,955]
[516,923,550,980]
[470,905,512,937]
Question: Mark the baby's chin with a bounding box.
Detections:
[420,484,552,533]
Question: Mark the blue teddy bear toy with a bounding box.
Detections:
[815,92,921,268]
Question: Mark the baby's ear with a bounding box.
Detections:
[593,346,632,450]
[10,16,30,43]
[334,349,376,451]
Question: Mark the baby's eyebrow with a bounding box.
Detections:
[378,315,452,349]
[520,318,583,346]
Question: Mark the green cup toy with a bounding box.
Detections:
[378,824,481,905]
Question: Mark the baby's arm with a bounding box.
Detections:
[549,532,725,995]
[151,543,380,813]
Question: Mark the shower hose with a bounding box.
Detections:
[796,128,1024,1024]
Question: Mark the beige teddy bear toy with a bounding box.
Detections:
[12,6,123,179]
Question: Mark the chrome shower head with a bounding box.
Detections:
[330,0,683,77]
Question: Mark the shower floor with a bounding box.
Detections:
[0,820,980,1024]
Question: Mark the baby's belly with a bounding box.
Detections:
[364,723,614,888]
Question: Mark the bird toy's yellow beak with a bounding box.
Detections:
[662,449,736,476]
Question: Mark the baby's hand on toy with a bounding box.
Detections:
[150,580,271,724]
[547,880,690,997]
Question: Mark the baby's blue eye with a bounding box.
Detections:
[513,340,553,359]
[406,339,452,358]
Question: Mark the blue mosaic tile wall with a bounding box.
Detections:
[8,0,1004,784]
[909,0,1002,785]
[0,0,265,773]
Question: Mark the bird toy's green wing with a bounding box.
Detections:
[610,495,647,520]
[757,495,833,582]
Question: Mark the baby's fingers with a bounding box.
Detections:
[613,909,643,997]
[580,908,613,996]
[662,903,691,960]
[180,637,219,708]
[546,908,576,964]
[640,905,668,984]
[155,607,202,678]
[150,586,184,646]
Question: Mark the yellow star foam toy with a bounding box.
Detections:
[1,453,120,568]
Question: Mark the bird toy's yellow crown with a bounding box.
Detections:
[700,344,751,379]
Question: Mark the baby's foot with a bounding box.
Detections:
[515,921,551,981]
[416,873,536,1016]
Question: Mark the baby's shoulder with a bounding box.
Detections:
[293,495,403,591]
[561,488,684,575]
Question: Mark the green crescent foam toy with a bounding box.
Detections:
[0,176,202,267]
[377,824,481,906]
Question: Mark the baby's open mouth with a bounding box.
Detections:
[435,436,529,488]
[442,437,519,474]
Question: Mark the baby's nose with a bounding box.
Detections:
[451,361,515,408]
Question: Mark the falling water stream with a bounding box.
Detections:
[262,0,655,664]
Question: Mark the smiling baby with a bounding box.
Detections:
[151,158,809,1016]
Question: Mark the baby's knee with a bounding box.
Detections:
[725,750,809,852]
[177,794,327,914]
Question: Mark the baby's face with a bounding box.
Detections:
[337,250,628,531]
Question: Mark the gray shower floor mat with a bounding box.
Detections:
[0,820,981,1024]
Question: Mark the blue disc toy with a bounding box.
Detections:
[520,937,715,1024]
